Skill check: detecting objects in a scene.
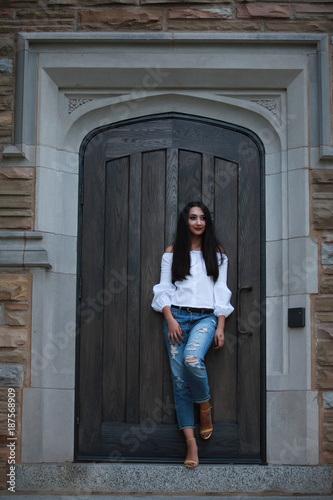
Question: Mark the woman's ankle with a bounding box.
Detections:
[200,401,211,412]
[183,428,195,442]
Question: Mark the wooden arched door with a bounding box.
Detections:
[76,113,265,463]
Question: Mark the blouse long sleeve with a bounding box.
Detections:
[213,255,234,318]
[151,253,176,312]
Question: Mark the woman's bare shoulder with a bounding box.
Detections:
[164,245,174,253]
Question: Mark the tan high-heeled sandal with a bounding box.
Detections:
[184,437,199,468]
[200,404,213,440]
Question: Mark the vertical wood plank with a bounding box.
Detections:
[126,153,142,423]
[103,156,129,422]
[238,137,261,455]
[178,150,202,210]
[202,153,214,215]
[165,148,178,247]
[78,134,106,454]
[201,153,215,404]
[212,157,238,423]
[163,147,178,424]
[140,150,166,421]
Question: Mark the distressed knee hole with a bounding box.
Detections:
[185,355,199,366]
[198,327,208,333]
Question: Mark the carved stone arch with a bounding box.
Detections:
[64,93,282,157]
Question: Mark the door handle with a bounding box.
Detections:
[237,285,253,336]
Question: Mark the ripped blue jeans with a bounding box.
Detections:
[163,306,217,430]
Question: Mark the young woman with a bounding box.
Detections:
[151,201,234,468]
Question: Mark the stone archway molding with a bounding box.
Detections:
[63,92,282,155]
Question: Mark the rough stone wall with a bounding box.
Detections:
[0,0,333,34]
[0,273,30,488]
[313,171,333,464]
[0,169,34,230]
[0,0,332,485]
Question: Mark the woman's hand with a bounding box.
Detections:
[214,327,225,349]
[214,315,225,350]
[167,317,183,346]
[162,306,183,346]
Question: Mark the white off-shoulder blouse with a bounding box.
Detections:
[151,251,234,318]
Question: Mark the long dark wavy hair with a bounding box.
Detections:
[172,201,224,283]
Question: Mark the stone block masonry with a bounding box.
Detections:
[78,8,164,30]
[0,2,332,39]
[0,272,30,483]
[0,168,34,230]
[313,171,333,464]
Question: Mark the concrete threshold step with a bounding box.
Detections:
[0,496,332,500]
[9,464,333,496]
